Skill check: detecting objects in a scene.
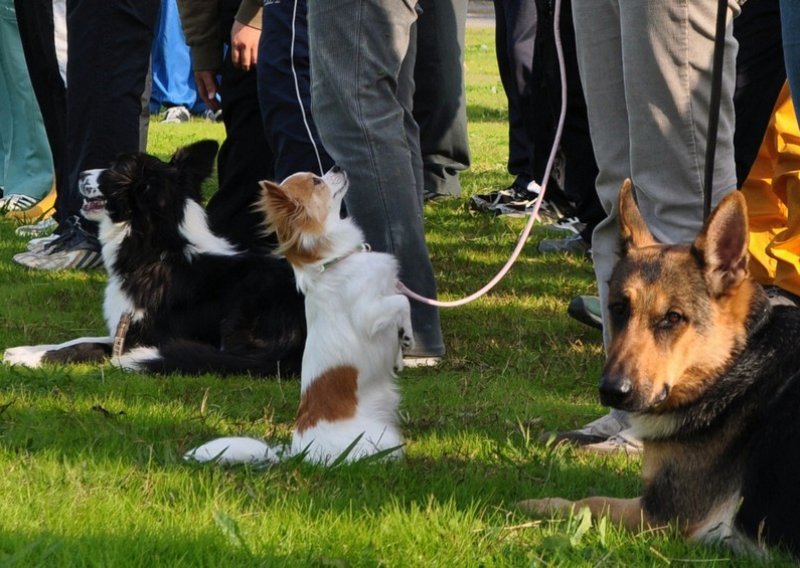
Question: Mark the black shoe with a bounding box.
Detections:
[567,295,603,330]
[764,285,800,307]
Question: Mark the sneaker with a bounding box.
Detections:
[491,183,566,222]
[161,105,191,124]
[14,216,57,238]
[581,429,643,455]
[0,194,39,212]
[13,216,103,271]
[538,234,590,255]
[13,247,103,270]
[567,295,603,330]
[402,355,442,368]
[202,108,223,122]
[27,233,60,252]
[470,184,528,212]
[539,412,626,446]
[423,188,449,202]
[546,215,586,235]
[764,285,800,307]
[5,182,57,222]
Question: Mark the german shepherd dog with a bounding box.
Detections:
[520,181,800,558]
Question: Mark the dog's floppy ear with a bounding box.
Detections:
[170,140,219,197]
[618,179,656,253]
[692,191,749,297]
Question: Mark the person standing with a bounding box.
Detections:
[413,0,471,201]
[307,0,445,365]
[0,0,54,214]
[13,0,159,270]
[548,0,742,451]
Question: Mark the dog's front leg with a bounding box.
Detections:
[518,496,651,532]
[364,294,413,345]
[4,336,113,368]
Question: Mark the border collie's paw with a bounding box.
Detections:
[3,345,49,367]
[183,436,280,466]
[113,347,162,372]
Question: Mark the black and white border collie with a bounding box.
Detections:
[4,141,306,377]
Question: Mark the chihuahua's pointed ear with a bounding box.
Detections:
[618,179,656,253]
[692,191,749,297]
[259,180,285,200]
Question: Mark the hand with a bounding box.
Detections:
[230,21,261,71]
[193,70,221,111]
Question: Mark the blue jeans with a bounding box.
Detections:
[0,0,53,200]
[782,0,800,116]
[307,0,444,356]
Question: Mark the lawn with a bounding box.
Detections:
[0,27,787,567]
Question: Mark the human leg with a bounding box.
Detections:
[493,0,536,189]
[258,0,333,182]
[733,0,785,185]
[308,0,444,357]
[781,0,800,116]
[0,0,53,205]
[413,0,471,199]
[14,0,159,270]
[14,0,67,224]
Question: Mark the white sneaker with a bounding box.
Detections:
[0,194,38,212]
[539,412,627,445]
[161,105,191,124]
[402,356,442,368]
[13,247,103,271]
[27,234,60,252]
[15,216,57,237]
[582,429,643,455]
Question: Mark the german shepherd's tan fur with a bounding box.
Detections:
[521,181,800,558]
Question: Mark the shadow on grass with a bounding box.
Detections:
[0,528,368,567]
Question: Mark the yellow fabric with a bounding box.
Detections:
[741,83,800,297]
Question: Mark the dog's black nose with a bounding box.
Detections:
[598,375,633,409]
[331,165,342,173]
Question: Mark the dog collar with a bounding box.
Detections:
[318,243,371,273]
[112,312,132,358]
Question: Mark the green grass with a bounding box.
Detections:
[0,28,787,566]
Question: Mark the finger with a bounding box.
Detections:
[194,72,220,111]
[231,44,241,68]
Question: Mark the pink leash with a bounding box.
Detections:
[399,0,568,308]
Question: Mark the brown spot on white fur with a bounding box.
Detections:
[295,365,358,433]
[259,174,333,266]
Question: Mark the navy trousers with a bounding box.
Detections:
[258,0,333,182]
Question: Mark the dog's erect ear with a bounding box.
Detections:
[692,191,749,297]
[259,180,285,200]
[618,179,656,253]
[170,140,219,196]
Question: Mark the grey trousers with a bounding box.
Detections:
[572,0,741,348]
[414,0,471,198]
[307,0,445,357]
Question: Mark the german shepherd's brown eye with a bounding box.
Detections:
[657,310,684,330]
[609,301,627,318]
